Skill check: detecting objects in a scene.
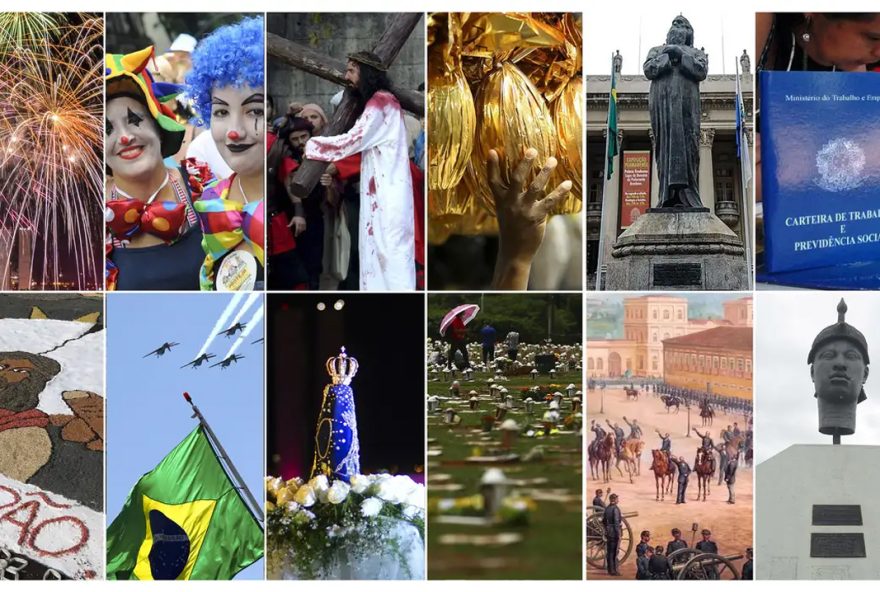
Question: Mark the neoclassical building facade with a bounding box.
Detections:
[587,295,753,381]
[585,52,754,287]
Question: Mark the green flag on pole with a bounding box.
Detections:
[606,55,619,180]
[106,426,263,580]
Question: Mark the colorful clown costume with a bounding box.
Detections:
[194,175,265,291]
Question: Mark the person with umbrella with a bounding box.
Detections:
[440,304,479,370]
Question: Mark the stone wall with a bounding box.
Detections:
[267,13,425,118]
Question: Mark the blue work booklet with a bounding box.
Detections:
[761,70,880,273]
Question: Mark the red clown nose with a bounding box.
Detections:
[227,130,241,141]
[120,136,132,146]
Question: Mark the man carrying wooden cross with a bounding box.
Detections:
[304,51,415,291]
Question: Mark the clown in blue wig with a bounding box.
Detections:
[187,15,266,291]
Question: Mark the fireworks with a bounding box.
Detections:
[0,13,103,289]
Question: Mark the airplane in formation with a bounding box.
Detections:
[180,353,216,369]
[143,342,179,358]
[210,353,244,369]
[218,322,246,337]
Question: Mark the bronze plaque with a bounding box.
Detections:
[813,505,863,526]
[653,263,702,287]
[810,533,866,558]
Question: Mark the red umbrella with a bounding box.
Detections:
[440,304,480,337]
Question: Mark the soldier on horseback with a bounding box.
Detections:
[692,427,714,451]
[607,419,626,458]
[623,416,643,440]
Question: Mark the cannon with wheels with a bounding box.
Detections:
[668,547,743,580]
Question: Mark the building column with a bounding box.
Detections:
[17,230,32,290]
[598,129,624,282]
[699,128,716,213]
[648,129,660,207]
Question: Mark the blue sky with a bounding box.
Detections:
[106,293,264,580]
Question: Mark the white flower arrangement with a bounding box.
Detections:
[267,472,426,580]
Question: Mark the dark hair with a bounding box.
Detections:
[353,60,392,114]
[0,352,62,413]
[267,95,275,109]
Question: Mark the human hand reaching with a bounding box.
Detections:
[288,215,306,237]
[488,147,572,290]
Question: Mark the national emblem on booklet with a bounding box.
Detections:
[760,71,880,274]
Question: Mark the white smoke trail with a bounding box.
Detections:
[222,303,264,359]
[195,292,246,358]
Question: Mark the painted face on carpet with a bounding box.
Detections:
[210,85,265,178]
[0,352,61,413]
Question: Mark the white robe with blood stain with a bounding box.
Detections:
[305,91,415,291]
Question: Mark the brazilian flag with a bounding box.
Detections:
[106,426,263,580]
[606,54,619,181]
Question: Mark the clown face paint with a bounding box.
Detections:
[210,85,265,178]
[105,96,164,181]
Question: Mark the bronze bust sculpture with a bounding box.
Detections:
[808,299,869,443]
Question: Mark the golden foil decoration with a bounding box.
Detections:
[428,72,475,194]
[471,61,557,216]
[428,12,476,220]
[459,13,565,58]
[514,13,581,102]
[550,75,583,215]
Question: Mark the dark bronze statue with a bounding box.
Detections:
[808,299,869,443]
[644,15,708,208]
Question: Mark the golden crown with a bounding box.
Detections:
[326,347,359,385]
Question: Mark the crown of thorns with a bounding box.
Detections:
[348,51,388,72]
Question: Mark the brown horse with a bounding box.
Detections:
[660,395,681,413]
[625,387,639,401]
[694,448,715,501]
[622,438,645,476]
[650,449,675,501]
[725,433,746,463]
[615,440,639,483]
[700,402,714,426]
[594,433,615,483]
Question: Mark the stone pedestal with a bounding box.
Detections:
[757,445,880,580]
[605,208,748,290]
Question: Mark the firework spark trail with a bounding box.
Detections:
[222,305,264,359]
[0,13,102,289]
[195,292,245,359]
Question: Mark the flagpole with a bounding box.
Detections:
[595,53,616,291]
[735,60,754,289]
[183,392,264,525]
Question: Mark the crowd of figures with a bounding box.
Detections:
[593,496,754,582]
[589,416,752,498]
[587,380,753,419]
[266,76,426,291]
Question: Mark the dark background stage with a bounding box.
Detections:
[267,293,425,482]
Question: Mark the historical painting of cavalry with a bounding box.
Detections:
[586,294,753,580]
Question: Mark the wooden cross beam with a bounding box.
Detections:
[270,13,424,198]
[267,33,424,115]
